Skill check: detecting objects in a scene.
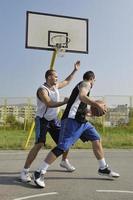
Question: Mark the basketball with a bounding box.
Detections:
[90,100,107,117]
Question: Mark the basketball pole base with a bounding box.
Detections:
[24,50,58,149]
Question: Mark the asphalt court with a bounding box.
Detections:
[0,149,133,200]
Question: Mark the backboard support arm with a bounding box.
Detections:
[50,49,58,69]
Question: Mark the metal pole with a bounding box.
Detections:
[50,49,57,69]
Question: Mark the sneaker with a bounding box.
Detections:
[20,170,32,182]
[60,159,76,172]
[98,165,120,178]
[34,171,45,188]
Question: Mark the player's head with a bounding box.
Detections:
[45,69,58,85]
[83,71,95,80]
[83,71,95,87]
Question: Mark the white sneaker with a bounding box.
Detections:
[98,165,120,178]
[60,159,76,172]
[20,170,32,182]
[34,171,45,188]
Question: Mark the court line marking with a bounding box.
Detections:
[13,192,58,200]
[96,190,133,194]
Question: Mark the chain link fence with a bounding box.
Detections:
[0,96,133,149]
[0,97,36,130]
[0,96,133,130]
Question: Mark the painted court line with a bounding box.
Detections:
[97,190,133,194]
[13,192,58,200]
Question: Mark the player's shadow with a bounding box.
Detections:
[0,174,37,188]
[46,169,114,181]
[0,170,114,189]
[47,169,115,181]
[46,176,114,181]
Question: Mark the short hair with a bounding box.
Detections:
[83,71,95,80]
[45,69,56,79]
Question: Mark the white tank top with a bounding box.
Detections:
[36,84,60,120]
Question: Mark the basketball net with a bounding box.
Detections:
[51,35,71,57]
[56,45,66,57]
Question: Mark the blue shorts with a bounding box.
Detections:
[58,118,100,151]
[35,117,90,145]
[35,116,60,145]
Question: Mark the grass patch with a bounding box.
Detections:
[0,126,133,150]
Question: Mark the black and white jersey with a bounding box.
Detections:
[62,81,90,123]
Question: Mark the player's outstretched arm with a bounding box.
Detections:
[57,60,80,89]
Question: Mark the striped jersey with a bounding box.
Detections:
[62,81,90,123]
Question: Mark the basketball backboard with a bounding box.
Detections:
[25,11,89,54]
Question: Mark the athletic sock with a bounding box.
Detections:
[98,158,107,169]
[23,168,30,172]
[36,161,50,174]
